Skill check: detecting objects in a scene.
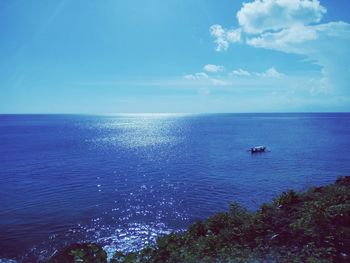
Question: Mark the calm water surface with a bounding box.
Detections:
[1,113,350,262]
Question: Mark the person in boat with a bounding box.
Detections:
[250,146,266,153]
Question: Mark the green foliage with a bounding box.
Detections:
[47,243,107,263]
[188,220,206,238]
[49,176,350,263]
[274,189,300,207]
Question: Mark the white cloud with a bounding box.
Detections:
[246,22,350,54]
[231,69,251,76]
[246,24,318,53]
[210,24,241,51]
[203,64,224,73]
[256,67,283,77]
[237,0,326,34]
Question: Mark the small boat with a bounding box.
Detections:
[249,146,266,153]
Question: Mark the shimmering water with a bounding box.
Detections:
[1,113,350,262]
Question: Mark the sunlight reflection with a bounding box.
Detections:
[93,114,188,148]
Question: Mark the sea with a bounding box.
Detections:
[1,113,350,262]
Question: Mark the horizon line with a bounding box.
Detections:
[1,111,350,116]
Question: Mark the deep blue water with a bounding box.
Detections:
[1,113,350,262]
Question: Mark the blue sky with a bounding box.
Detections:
[1,0,350,113]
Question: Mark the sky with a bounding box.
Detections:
[0,0,350,113]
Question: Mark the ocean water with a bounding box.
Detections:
[1,113,350,262]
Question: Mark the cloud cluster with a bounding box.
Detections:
[211,0,332,53]
[210,25,241,51]
[209,0,350,95]
[184,66,284,92]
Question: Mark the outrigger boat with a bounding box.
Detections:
[249,146,266,153]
